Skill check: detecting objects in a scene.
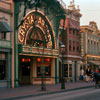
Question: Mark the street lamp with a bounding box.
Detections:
[41,55,46,91]
[31,0,46,91]
[60,44,65,89]
[41,4,48,91]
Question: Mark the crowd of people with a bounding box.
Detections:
[80,66,100,83]
[80,67,91,82]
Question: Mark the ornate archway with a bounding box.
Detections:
[18,11,56,49]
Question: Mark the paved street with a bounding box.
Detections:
[0,81,95,100]
[17,88,100,100]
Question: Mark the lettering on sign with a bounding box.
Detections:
[18,11,54,48]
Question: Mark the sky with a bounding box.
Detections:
[63,0,100,29]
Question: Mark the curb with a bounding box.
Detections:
[0,85,94,100]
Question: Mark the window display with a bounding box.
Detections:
[64,64,72,77]
[37,58,51,77]
[37,66,51,76]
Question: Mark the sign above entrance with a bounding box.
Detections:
[18,11,56,49]
[18,44,59,58]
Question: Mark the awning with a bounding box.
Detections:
[88,60,100,66]
[0,21,12,32]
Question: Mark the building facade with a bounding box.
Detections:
[0,1,12,88]
[80,21,100,73]
[13,0,66,87]
[0,0,83,88]
[59,0,82,82]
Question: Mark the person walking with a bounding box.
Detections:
[80,68,84,80]
[86,67,91,82]
[94,68,100,88]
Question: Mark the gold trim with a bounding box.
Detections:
[19,53,58,58]
[87,54,100,58]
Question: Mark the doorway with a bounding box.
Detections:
[0,61,6,80]
[19,57,31,85]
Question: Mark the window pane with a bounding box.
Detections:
[0,53,6,60]
[0,61,6,80]
[37,66,51,77]
[69,40,71,51]
[64,64,68,77]
[0,32,6,40]
[2,53,6,60]
[73,41,75,51]
[69,64,72,77]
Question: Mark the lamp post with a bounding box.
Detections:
[60,44,65,89]
[41,55,46,91]
[41,4,48,91]
[31,0,46,91]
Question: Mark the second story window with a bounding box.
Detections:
[76,30,79,36]
[0,21,12,40]
[0,32,6,40]
[88,39,90,52]
[73,30,75,35]
[97,42,99,53]
[69,40,72,51]
[73,41,75,52]
[69,29,72,34]
[77,42,79,52]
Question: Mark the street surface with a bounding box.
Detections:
[17,88,100,100]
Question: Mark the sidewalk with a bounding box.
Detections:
[0,81,95,100]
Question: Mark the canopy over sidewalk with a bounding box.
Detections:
[88,60,100,66]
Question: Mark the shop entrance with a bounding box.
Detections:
[19,56,31,85]
[0,61,6,80]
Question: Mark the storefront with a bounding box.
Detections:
[63,60,81,82]
[14,9,61,86]
[13,0,66,87]
[18,55,57,85]
[0,20,12,88]
[0,49,11,88]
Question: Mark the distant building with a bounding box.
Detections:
[80,21,100,72]
[59,0,82,82]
